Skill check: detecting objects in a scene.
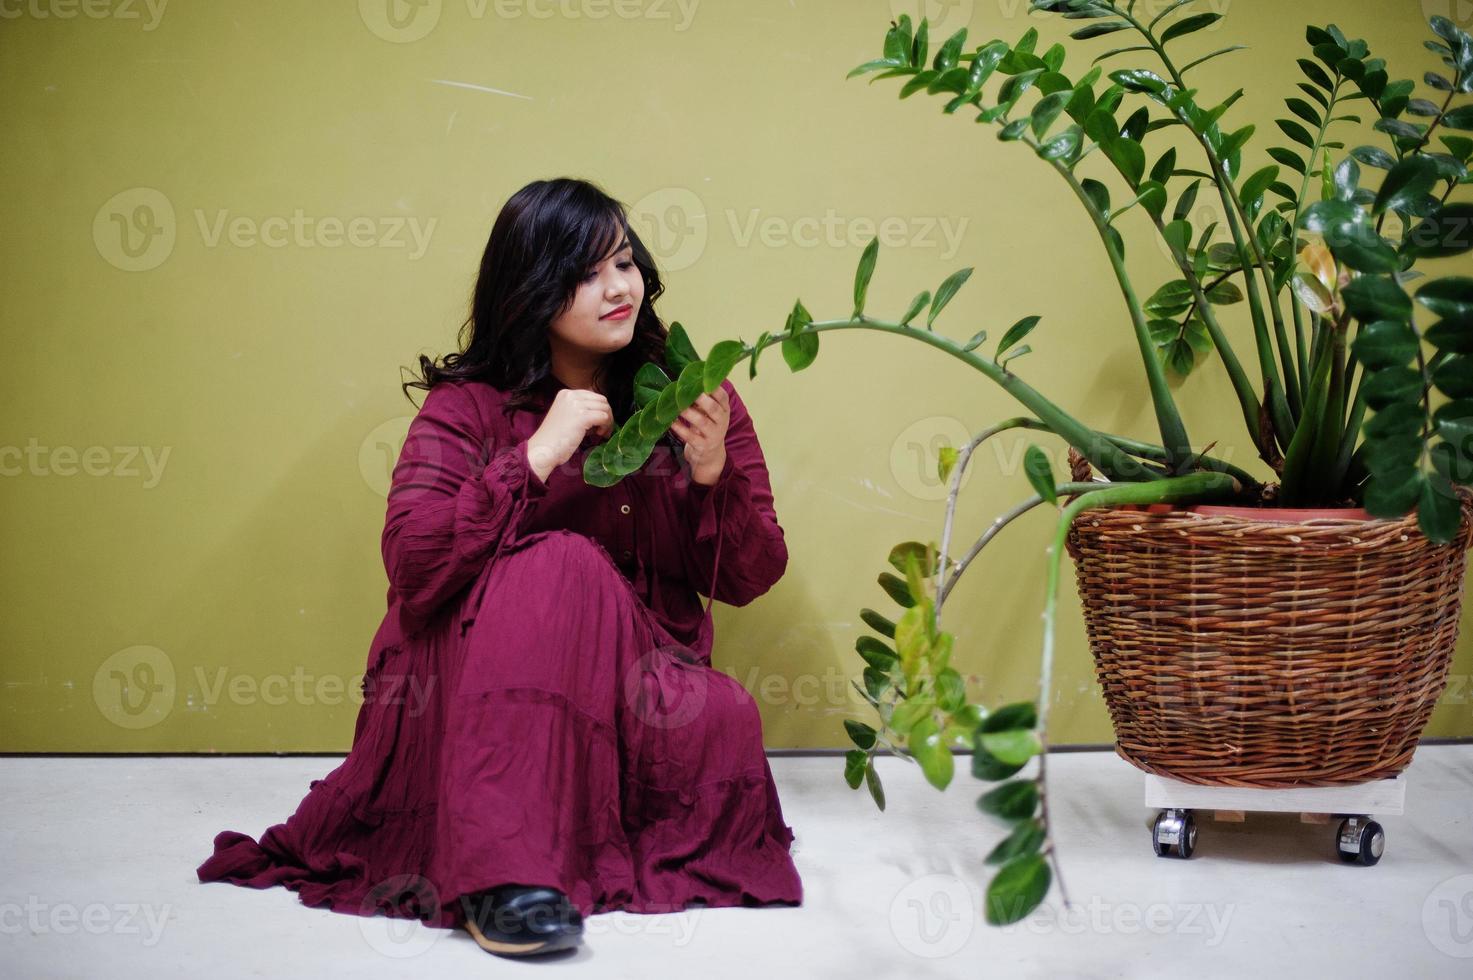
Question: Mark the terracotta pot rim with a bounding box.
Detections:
[1117,502,1377,522]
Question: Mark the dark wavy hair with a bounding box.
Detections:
[401,177,674,434]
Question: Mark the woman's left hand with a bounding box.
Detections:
[671,385,730,486]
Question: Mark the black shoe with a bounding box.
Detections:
[460,883,584,957]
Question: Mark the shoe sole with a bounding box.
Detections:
[464,915,582,957]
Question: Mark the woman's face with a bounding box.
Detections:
[548,231,644,365]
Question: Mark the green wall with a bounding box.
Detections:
[3,0,1471,751]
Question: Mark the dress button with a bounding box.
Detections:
[619,503,631,515]
[621,549,632,560]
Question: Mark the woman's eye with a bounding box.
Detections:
[618,260,634,270]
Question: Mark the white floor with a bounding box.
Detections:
[3,746,1471,979]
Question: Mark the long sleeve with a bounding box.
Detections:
[381,381,549,621]
[683,379,788,607]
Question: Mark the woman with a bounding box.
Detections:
[196,178,803,958]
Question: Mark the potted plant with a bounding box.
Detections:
[581,2,1473,925]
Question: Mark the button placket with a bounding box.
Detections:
[618,494,633,561]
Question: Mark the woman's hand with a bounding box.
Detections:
[671,386,730,486]
[526,388,614,483]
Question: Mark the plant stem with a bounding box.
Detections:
[1034,471,1240,923]
[1045,158,1195,471]
[785,317,1148,479]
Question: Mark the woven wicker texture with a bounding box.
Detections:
[1065,491,1473,788]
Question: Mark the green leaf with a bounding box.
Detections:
[844,719,877,750]
[1445,105,1473,131]
[1071,21,1130,40]
[665,321,701,376]
[1416,277,1473,323]
[1364,468,1424,518]
[1038,124,1083,162]
[982,701,1038,733]
[1276,118,1315,148]
[1109,68,1167,94]
[1024,444,1057,505]
[1081,177,1111,215]
[979,728,1042,766]
[889,694,933,736]
[1102,135,1146,187]
[781,299,817,371]
[1269,146,1307,174]
[984,819,1045,866]
[633,361,672,408]
[1362,366,1421,409]
[961,329,988,352]
[977,779,1040,822]
[1342,275,1412,322]
[1240,164,1280,206]
[971,732,1026,781]
[860,606,896,639]
[855,635,900,671]
[702,340,745,393]
[936,667,966,713]
[1404,204,1473,258]
[852,237,879,318]
[932,27,967,72]
[1180,45,1249,74]
[877,571,914,608]
[996,315,1041,359]
[1419,473,1464,544]
[864,758,886,811]
[1375,156,1441,215]
[1428,320,1473,353]
[900,290,930,326]
[909,716,954,790]
[1161,12,1221,43]
[843,748,866,789]
[1436,354,1473,398]
[1031,91,1070,138]
[1298,58,1333,90]
[928,268,974,328]
[1352,319,1419,368]
[985,855,1051,925]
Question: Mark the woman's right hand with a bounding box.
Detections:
[525,387,614,483]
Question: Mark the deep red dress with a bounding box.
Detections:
[196,372,803,928]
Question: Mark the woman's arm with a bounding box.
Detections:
[684,379,788,606]
[381,381,548,620]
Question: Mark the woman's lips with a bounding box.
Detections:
[601,304,633,320]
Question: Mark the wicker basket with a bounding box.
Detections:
[1064,491,1473,788]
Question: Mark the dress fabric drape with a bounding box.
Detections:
[195,373,802,929]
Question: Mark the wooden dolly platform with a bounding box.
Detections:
[1142,772,1406,864]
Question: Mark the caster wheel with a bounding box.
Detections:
[1152,809,1197,859]
[1336,817,1384,866]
